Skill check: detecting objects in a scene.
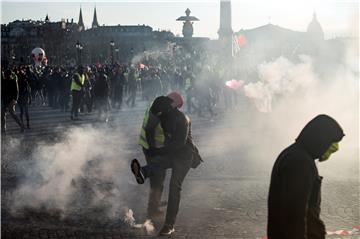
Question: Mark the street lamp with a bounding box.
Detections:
[129,47,134,63]
[115,47,119,63]
[11,55,16,65]
[110,40,115,65]
[75,41,83,65]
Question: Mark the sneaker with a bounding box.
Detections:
[131,159,145,184]
[158,225,175,236]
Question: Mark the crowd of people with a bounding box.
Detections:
[1,46,348,239]
[1,47,242,133]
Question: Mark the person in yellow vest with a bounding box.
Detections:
[137,94,174,220]
[70,66,85,120]
[132,92,201,236]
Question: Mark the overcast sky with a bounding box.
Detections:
[1,0,358,39]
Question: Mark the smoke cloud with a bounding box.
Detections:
[243,55,316,113]
[6,125,144,222]
[176,37,358,237]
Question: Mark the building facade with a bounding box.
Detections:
[1,7,175,66]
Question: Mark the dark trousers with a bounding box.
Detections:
[1,102,23,132]
[71,90,82,118]
[59,92,70,112]
[142,151,192,226]
[113,86,123,109]
[144,154,166,217]
[96,97,109,119]
[18,102,30,126]
[126,88,136,107]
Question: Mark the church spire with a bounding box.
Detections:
[78,7,85,31]
[92,6,99,28]
[45,14,49,22]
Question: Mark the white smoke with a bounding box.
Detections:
[7,125,140,220]
[243,55,317,113]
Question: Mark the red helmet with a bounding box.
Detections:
[167,91,184,108]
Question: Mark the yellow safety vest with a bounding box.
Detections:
[71,73,85,91]
[139,106,165,150]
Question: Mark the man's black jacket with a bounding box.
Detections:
[144,96,193,157]
[267,115,344,239]
[2,74,19,105]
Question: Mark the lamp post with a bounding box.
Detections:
[110,40,115,65]
[75,41,83,66]
[115,47,119,63]
[129,47,134,63]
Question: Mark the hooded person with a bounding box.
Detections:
[1,69,25,133]
[132,91,199,236]
[267,114,344,239]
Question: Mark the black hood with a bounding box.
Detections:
[296,114,345,159]
[150,96,173,115]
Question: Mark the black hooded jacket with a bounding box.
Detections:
[144,96,193,156]
[267,115,344,239]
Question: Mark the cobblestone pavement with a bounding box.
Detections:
[2,102,359,238]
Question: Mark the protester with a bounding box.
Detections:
[126,66,137,108]
[70,66,85,120]
[112,66,126,109]
[138,94,174,220]
[267,114,344,239]
[17,68,32,129]
[93,69,110,122]
[1,69,25,133]
[58,68,71,112]
[131,91,202,236]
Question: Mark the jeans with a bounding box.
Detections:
[142,150,192,226]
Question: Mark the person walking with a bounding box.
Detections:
[1,69,25,133]
[17,69,32,129]
[267,114,344,239]
[126,66,137,108]
[93,69,110,122]
[112,66,126,109]
[70,66,85,120]
[58,68,71,112]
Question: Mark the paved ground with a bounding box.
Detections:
[1,100,359,238]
